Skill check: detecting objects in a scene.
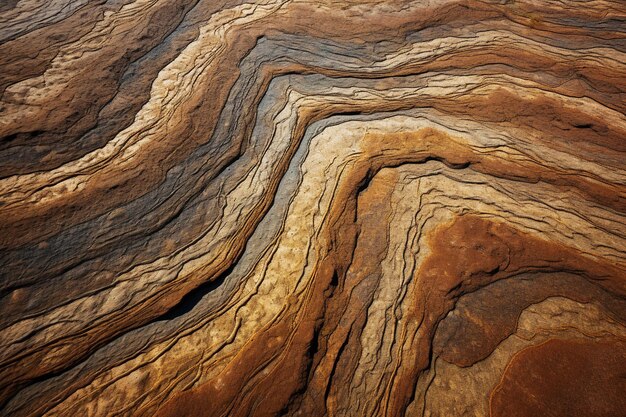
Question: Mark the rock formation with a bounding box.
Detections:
[1,1,625,416]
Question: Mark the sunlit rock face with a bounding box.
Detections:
[1,1,625,416]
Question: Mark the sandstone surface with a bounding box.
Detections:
[0,1,625,416]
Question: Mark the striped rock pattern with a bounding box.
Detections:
[1,1,625,416]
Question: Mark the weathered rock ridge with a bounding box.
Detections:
[0,1,625,416]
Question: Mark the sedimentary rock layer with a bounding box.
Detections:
[1,1,625,416]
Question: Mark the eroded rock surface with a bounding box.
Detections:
[1,1,625,416]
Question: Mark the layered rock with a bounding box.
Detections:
[0,1,625,416]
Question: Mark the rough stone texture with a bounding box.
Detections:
[0,1,625,416]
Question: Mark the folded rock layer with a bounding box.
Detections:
[0,1,625,416]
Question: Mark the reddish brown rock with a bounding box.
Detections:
[491,338,626,417]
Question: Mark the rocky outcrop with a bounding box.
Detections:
[1,1,625,416]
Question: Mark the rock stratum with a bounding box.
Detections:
[1,1,626,416]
